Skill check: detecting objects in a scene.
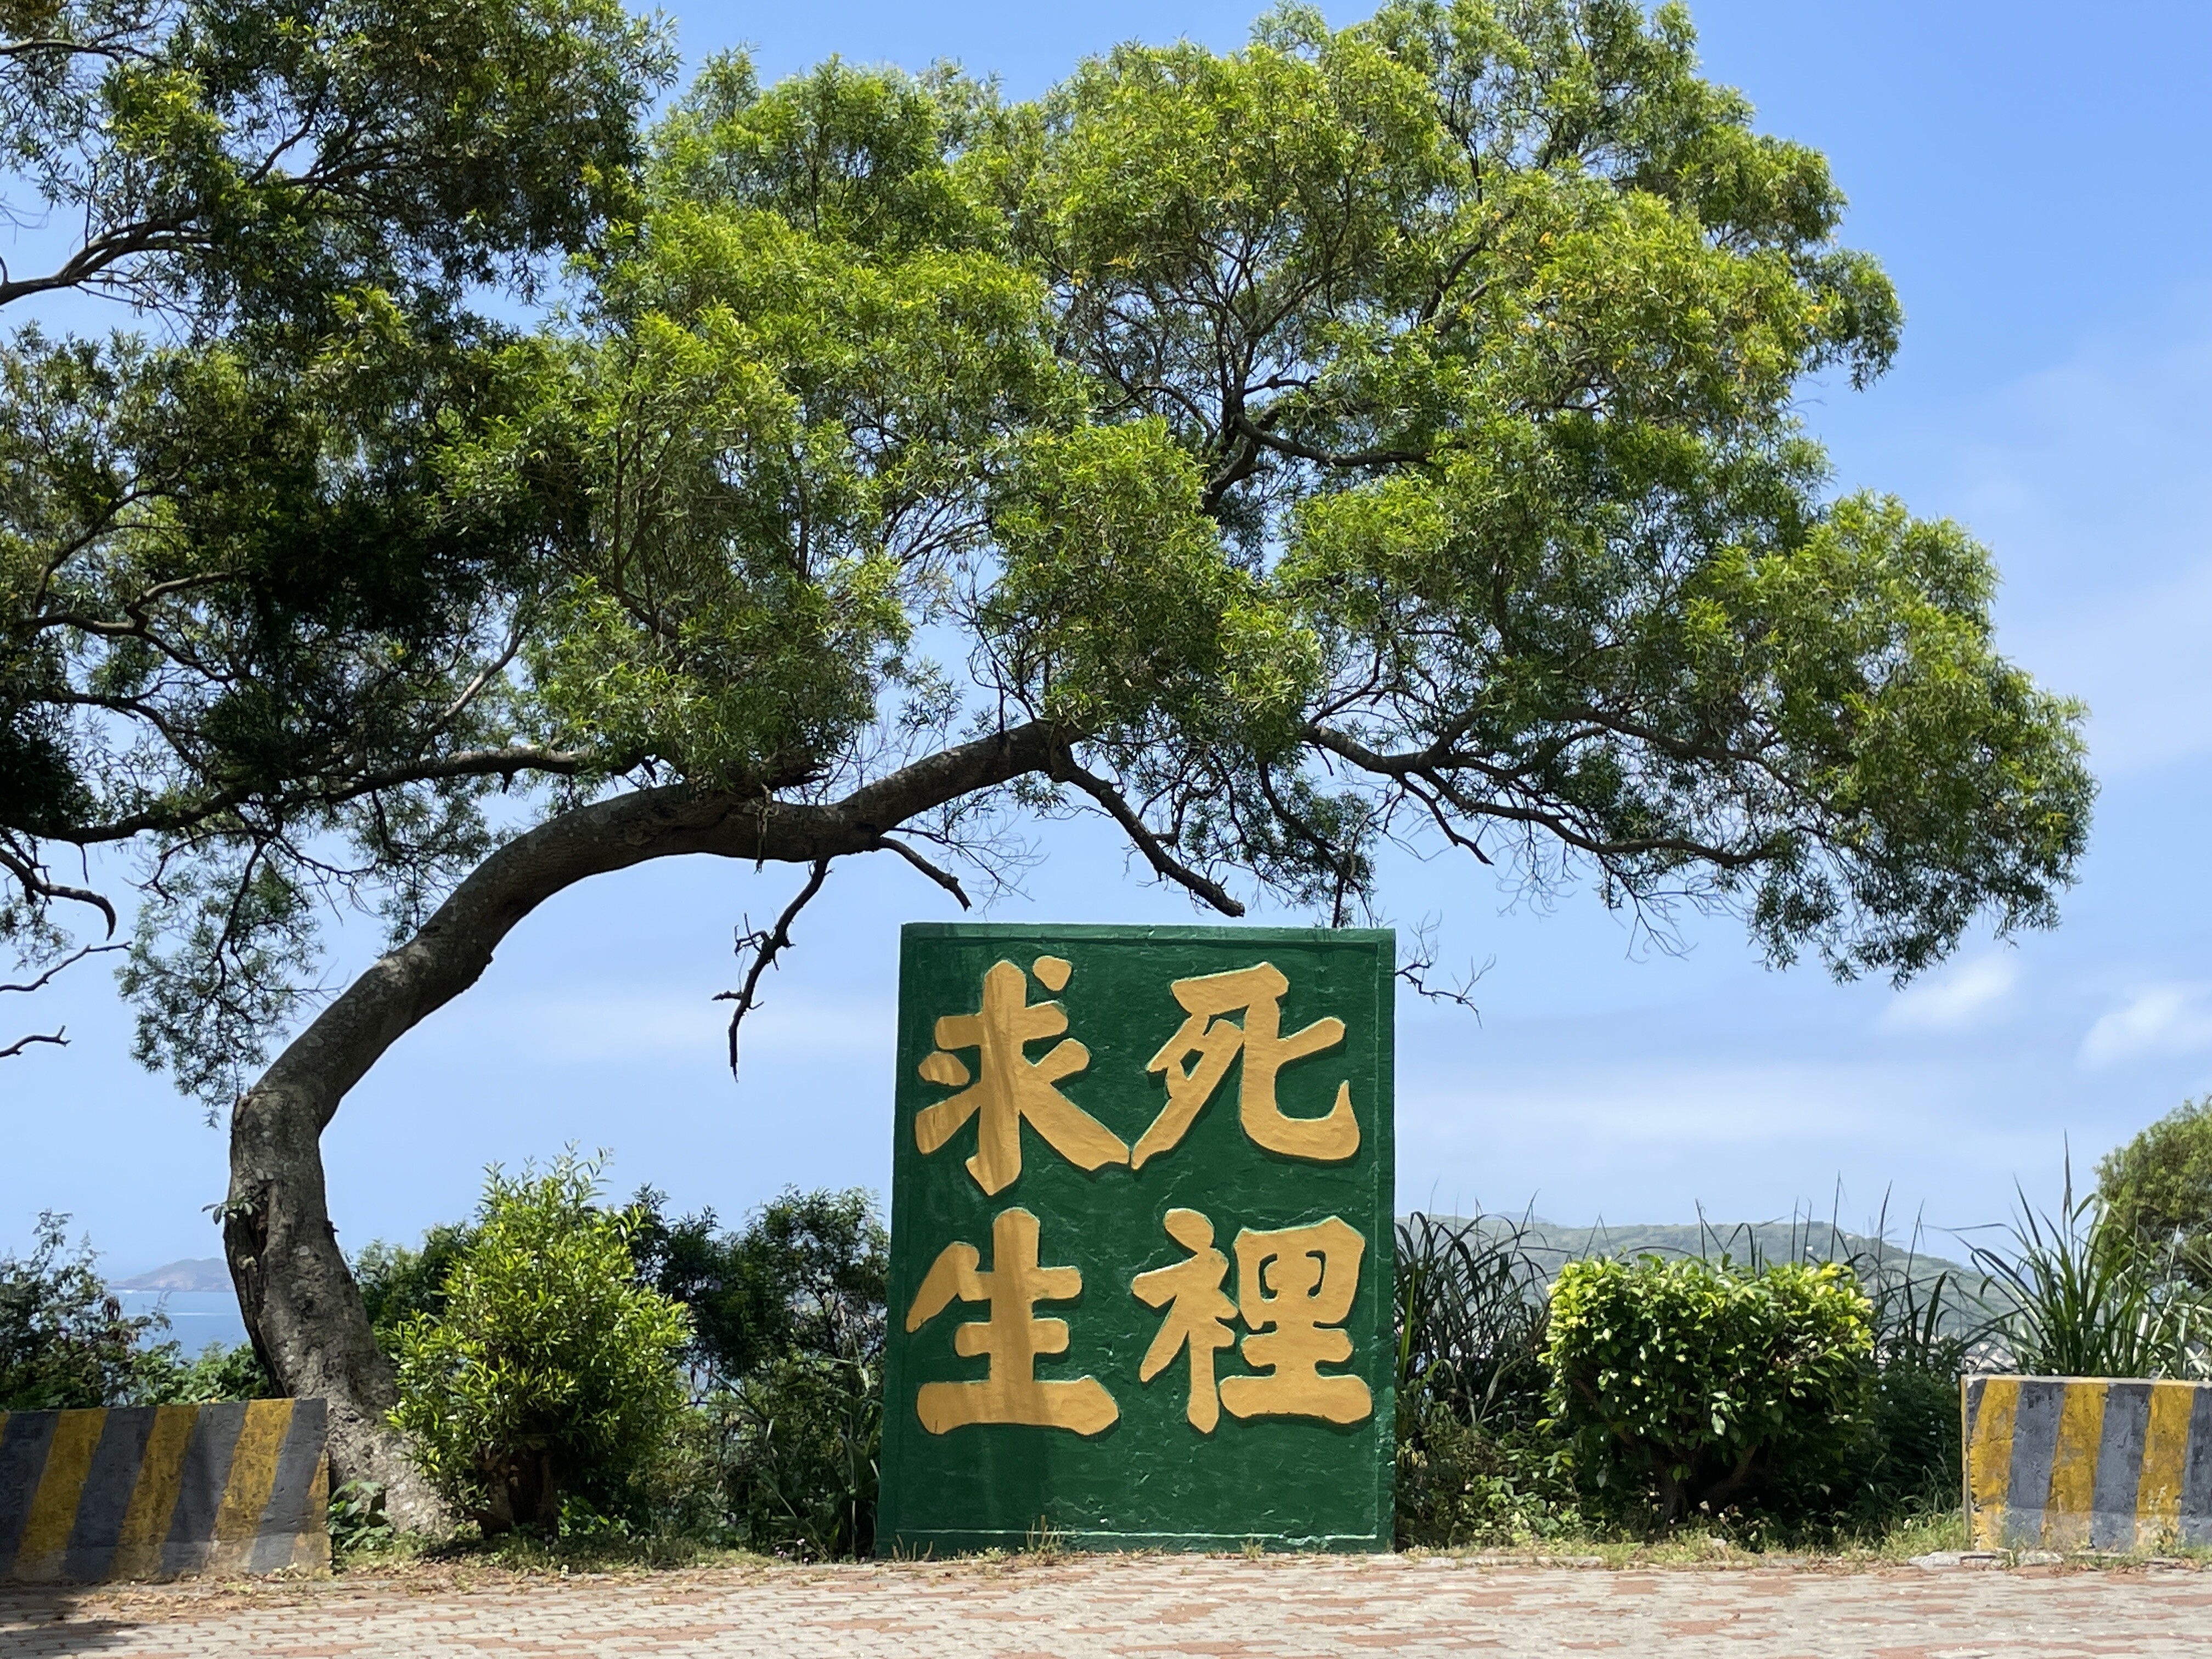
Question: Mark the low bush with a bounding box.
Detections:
[1545,1255,1875,1526]
[390,1155,693,1534]
[0,1214,173,1408]
[145,1341,278,1403]
[708,1349,882,1558]
[1393,1212,1570,1547]
[1396,1401,1581,1546]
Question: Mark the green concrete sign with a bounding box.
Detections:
[878,923,1396,1553]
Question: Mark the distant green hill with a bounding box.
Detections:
[1398,1211,1994,1336]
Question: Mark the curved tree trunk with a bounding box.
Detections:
[224,724,1061,1521]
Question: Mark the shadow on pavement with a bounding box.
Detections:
[0,1588,153,1654]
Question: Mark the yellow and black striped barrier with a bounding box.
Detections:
[1963,1375,2212,1551]
[0,1399,328,1582]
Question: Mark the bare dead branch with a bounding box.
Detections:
[715,857,833,1081]
[0,1029,68,1060]
[1395,916,1489,1013]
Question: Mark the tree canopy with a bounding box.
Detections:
[0,0,2092,1504]
[2097,1099,2212,1288]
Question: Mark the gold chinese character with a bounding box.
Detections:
[1131,1208,1240,1432]
[915,957,1129,1195]
[902,1206,1120,1435]
[1216,1217,1373,1425]
[1133,962,1358,1168]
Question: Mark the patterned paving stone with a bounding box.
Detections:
[2,1555,2208,1657]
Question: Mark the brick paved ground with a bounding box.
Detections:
[3,1554,2209,1658]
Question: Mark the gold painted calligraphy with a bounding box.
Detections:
[1135,962,1359,1167]
[1130,1209,1240,1432]
[904,1207,1119,1435]
[915,958,1129,1195]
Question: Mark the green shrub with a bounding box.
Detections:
[389,1155,693,1534]
[1395,1398,1579,1547]
[0,1214,173,1408]
[144,1341,278,1403]
[708,1350,882,1559]
[1545,1255,1875,1525]
[2098,1098,2212,1284]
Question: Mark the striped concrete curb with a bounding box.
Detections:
[1963,1374,2212,1550]
[0,1399,328,1582]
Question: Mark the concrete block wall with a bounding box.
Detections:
[1964,1375,2212,1550]
[0,1398,328,1582]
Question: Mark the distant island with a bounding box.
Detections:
[112,1258,232,1293]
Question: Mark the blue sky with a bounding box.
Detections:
[8,0,2212,1276]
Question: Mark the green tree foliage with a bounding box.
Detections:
[2098,1099,2212,1286]
[670,1189,888,1559]
[1,0,2100,1480]
[0,1213,170,1407]
[0,0,673,1074]
[1545,1254,1874,1524]
[388,1156,692,1534]
[2,0,2092,1103]
[630,1186,887,1390]
[354,1223,478,1349]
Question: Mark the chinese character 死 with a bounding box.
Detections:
[1130,1208,1240,1432]
[1133,963,1358,1168]
[903,1207,1119,1435]
[915,957,1130,1195]
[1217,1217,1372,1424]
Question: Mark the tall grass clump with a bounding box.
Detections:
[1972,1159,2211,1380]
[1392,1212,1575,1546]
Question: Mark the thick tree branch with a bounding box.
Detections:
[1053,753,1245,917]
[870,835,972,909]
[221,718,1066,1519]
[0,843,120,936]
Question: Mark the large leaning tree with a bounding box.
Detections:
[3,0,2091,1513]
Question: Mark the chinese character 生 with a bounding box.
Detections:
[904,1207,1119,1435]
[915,957,1129,1195]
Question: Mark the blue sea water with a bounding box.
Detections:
[115,1290,251,1355]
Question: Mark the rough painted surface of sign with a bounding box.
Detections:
[878,923,1395,1554]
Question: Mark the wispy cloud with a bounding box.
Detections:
[1880,955,2019,1032]
[1940,296,2212,777]
[2079,982,2212,1067]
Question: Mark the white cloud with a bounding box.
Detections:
[2079,983,2212,1068]
[1922,292,2212,778]
[1879,955,2019,1032]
